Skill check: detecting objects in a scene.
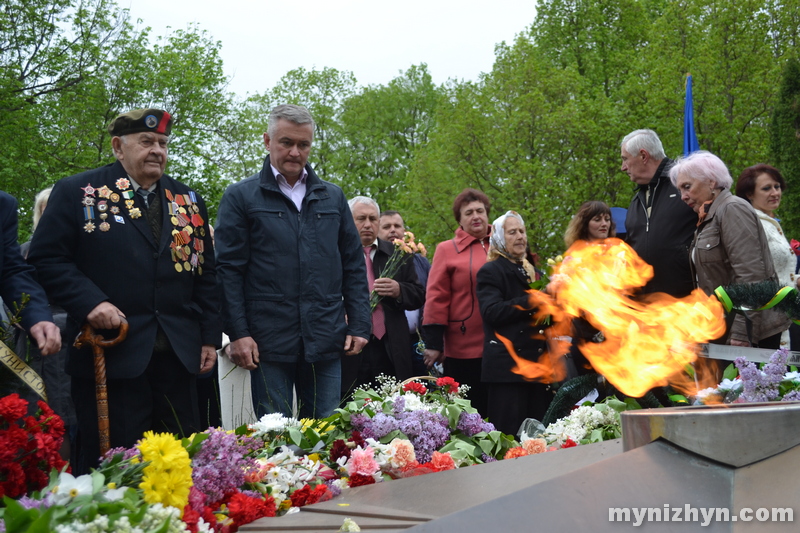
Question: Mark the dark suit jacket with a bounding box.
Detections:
[371,238,425,380]
[28,161,222,379]
[0,191,53,330]
[477,256,549,383]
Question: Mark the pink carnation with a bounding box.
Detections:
[387,439,416,469]
[345,446,380,477]
[522,438,547,455]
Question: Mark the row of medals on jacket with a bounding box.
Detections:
[80,178,206,274]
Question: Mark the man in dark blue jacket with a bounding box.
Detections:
[216,104,370,419]
[29,109,221,471]
[1,191,61,355]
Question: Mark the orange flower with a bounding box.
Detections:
[417,243,428,257]
[503,447,528,460]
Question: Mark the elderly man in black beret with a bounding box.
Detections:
[28,109,222,472]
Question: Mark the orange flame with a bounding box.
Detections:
[515,239,726,397]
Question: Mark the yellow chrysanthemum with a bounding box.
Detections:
[138,431,188,470]
[137,431,192,514]
[279,499,292,511]
[307,453,321,463]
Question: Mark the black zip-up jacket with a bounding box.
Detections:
[624,158,698,298]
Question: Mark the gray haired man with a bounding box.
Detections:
[621,129,697,297]
[215,104,371,419]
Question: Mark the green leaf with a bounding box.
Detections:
[723,363,739,381]
[623,398,642,411]
[668,394,689,404]
[287,427,303,447]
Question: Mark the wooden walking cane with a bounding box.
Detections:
[74,320,128,456]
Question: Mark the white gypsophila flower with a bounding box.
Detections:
[51,473,94,505]
[138,503,188,533]
[249,413,301,435]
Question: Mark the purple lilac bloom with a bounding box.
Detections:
[350,413,370,432]
[782,390,800,402]
[457,412,495,437]
[191,428,260,503]
[392,396,406,417]
[362,413,399,440]
[398,410,449,463]
[17,496,43,510]
[325,480,342,498]
[481,453,498,463]
[735,349,790,403]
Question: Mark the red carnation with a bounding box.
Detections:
[348,430,366,449]
[227,491,276,527]
[562,438,578,448]
[403,382,427,395]
[0,394,27,422]
[348,473,376,488]
[330,439,351,463]
[436,376,460,394]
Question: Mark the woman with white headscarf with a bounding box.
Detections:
[476,211,553,435]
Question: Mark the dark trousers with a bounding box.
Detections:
[444,357,488,417]
[486,382,553,436]
[72,348,199,474]
[341,335,394,399]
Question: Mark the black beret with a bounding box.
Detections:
[108,108,173,136]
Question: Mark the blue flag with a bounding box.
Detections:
[684,74,700,156]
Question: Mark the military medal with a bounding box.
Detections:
[110,193,120,203]
[81,184,97,196]
[116,178,130,190]
[99,222,110,232]
[129,207,142,219]
[97,201,108,212]
[110,206,120,214]
[84,221,96,233]
[165,187,207,275]
[82,196,95,206]
[98,186,112,199]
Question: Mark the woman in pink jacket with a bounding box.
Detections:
[423,188,491,416]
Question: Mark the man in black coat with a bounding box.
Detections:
[343,197,425,397]
[378,209,431,376]
[28,109,221,472]
[621,129,697,298]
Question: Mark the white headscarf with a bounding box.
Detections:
[490,210,526,260]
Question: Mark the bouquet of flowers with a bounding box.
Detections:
[695,348,800,404]
[536,396,631,447]
[0,394,68,499]
[370,231,426,312]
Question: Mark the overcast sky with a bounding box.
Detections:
[124,0,538,97]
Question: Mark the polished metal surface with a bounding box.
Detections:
[621,402,800,467]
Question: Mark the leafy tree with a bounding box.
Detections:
[0,0,233,235]
[334,64,442,212]
[770,55,800,238]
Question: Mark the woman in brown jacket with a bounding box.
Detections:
[669,151,790,348]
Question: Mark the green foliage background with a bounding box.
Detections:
[3,0,800,257]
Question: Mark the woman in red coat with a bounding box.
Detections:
[423,188,491,416]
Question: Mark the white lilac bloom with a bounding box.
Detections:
[784,371,800,382]
[51,473,94,505]
[717,378,742,391]
[249,413,301,435]
[694,387,718,402]
[400,392,431,411]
